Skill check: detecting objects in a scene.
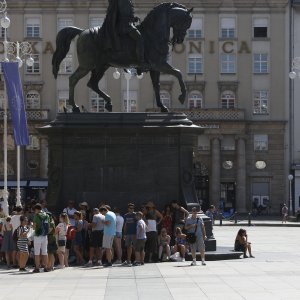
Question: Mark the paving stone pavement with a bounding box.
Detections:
[0,226,300,300]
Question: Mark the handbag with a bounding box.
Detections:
[58,239,66,247]
[186,218,199,244]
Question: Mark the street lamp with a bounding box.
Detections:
[113,68,143,112]
[1,0,33,215]
[288,174,294,215]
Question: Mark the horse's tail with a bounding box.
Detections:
[52,26,84,79]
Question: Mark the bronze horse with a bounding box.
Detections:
[52,3,193,113]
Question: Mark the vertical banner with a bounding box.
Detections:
[2,62,29,146]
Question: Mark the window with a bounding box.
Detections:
[221,91,235,109]
[26,18,40,38]
[221,135,235,150]
[253,18,268,38]
[123,91,137,112]
[58,90,70,113]
[26,135,40,150]
[220,17,235,38]
[253,90,268,114]
[26,54,40,73]
[26,91,40,109]
[90,17,103,28]
[188,91,203,109]
[59,54,73,74]
[90,91,105,112]
[160,91,171,108]
[57,18,73,32]
[188,54,203,74]
[188,18,202,39]
[220,54,236,73]
[254,134,268,151]
[253,53,268,73]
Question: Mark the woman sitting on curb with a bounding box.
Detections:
[234,228,255,258]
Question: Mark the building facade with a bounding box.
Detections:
[0,0,289,213]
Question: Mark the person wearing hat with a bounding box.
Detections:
[80,202,92,223]
[85,208,105,267]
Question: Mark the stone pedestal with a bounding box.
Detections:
[38,113,202,212]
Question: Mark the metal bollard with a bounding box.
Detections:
[219,213,223,226]
[234,212,238,224]
[248,212,251,226]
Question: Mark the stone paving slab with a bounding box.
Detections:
[0,226,300,299]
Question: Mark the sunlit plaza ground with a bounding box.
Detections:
[0,225,300,300]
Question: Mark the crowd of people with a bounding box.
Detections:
[0,200,212,272]
[0,199,255,272]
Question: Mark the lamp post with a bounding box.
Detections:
[288,174,294,215]
[113,68,143,112]
[0,0,34,215]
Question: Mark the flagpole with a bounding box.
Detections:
[1,1,33,213]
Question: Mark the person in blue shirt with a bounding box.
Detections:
[100,206,116,267]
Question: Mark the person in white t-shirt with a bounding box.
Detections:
[113,208,124,264]
[63,201,77,227]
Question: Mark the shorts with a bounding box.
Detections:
[115,232,122,239]
[90,230,103,248]
[34,235,48,256]
[135,239,146,252]
[190,238,205,252]
[102,234,114,249]
[125,234,136,247]
[66,239,72,250]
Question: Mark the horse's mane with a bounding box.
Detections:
[141,2,187,28]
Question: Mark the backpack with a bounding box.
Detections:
[12,227,19,241]
[66,225,76,241]
[36,213,49,236]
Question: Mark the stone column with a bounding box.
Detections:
[40,137,48,179]
[236,137,246,212]
[210,137,221,207]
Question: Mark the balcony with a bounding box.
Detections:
[146,108,245,121]
[0,109,50,121]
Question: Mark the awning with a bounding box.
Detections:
[28,181,48,188]
[0,181,27,187]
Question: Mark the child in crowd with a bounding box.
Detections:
[158,228,171,262]
[17,216,30,271]
[173,227,186,262]
[134,211,147,266]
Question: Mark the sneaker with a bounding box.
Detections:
[56,265,65,269]
[244,255,249,258]
[127,262,132,267]
[114,260,122,264]
[122,260,129,266]
[202,261,206,266]
[43,268,50,272]
[250,255,255,258]
[133,262,141,266]
[19,268,27,272]
[85,261,93,267]
[191,260,197,266]
[95,261,102,266]
[141,262,144,265]
[103,262,112,268]
[32,268,40,273]
[181,258,185,262]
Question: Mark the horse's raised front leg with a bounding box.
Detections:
[69,66,89,113]
[156,63,186,105]
[87,66,112,112]
[150,70,169,113]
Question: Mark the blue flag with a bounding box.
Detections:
[2,62,29,146]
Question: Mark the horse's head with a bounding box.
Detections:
[170,7,193,45]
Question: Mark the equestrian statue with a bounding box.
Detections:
[52,1,193,113]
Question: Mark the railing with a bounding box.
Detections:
[0,109,50,121]
[146,108,245,121]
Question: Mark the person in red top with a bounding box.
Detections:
[161,205,173,236]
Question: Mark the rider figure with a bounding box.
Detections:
[108,0,144,64]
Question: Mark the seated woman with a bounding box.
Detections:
[173,227,186,262]
[234,228,254,258]
[158,228,171,261]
